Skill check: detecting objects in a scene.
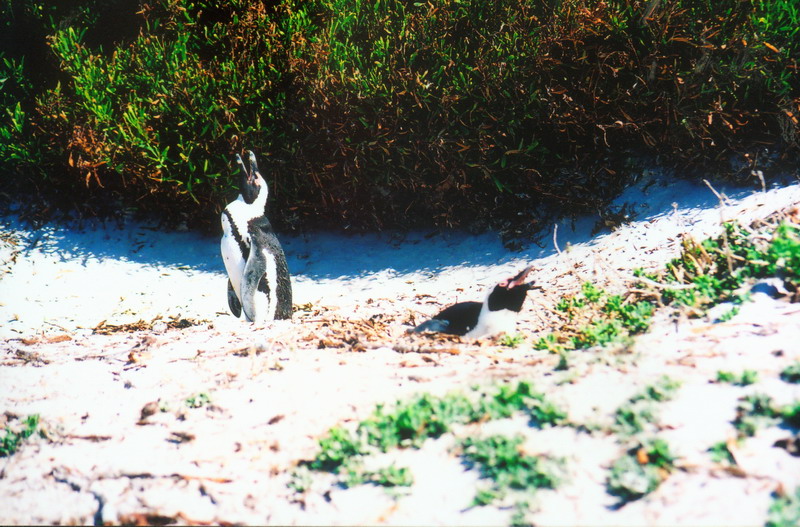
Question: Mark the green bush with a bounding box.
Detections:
[1,0,798,231]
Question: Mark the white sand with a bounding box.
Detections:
[1,174,799,526]
[2,174,797,338]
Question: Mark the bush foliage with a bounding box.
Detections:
[1,0,798,231]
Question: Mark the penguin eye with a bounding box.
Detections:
[499,280,509,288]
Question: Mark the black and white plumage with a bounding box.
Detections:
[413,266,536,338]
[220,150,292,322]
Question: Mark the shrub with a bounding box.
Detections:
[1,0,798,232]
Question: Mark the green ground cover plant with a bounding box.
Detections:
[708,440,737,465]
[647,221,800,313]
[780,362,800,384]
[606,438,675,503]
[0,414,41,457]
[460,434,564,506]
[766,486,800,527]
[535,214,799,363]
[612,377,681,437]
[605,379,680,502]
[1,0,798,232]
[716,370,760,386]
[534,282,657,357]
[184,392,212,409]
[298,381,568,505]
[733,393,780,437]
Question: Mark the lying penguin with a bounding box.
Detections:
[413,266,536,338]
[220,150,292,322]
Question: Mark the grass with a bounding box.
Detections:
[342,463,414,489]
[299,377,688,508]
[0,414,41,457]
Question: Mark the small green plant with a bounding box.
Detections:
[781,401,800,430]
[357,464,414,488]
[500,333,525,348]
[358,392,476,452]
[716,370,759,386]
[533,333,561,352]
[612,377,681,437]
[603,294,655,334]
[613,401,657,437]
[656,221,800,315]
[733,393,780,437]
[288,466,314,493]
[607,439,675,502]
[184,392,211,409]
[581,282,605,304]
[538,283,656,356]
[341,461,414,488]
[766,485,800,527]
[717,305,740,322]
[780,362,800,384]
[476,381,567,427]
[460,434,564,506]
[708,440,737,465]
[0,414,41,457]
[510,501,530,527]
[309,426,365,473]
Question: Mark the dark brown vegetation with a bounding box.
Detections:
[1,0,797,234]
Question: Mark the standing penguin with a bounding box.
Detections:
[413,266,536,338]
[220,150,292,322]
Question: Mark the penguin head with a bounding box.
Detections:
[235,150,268,205]
[486,266,536,313]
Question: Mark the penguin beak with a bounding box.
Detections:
[247,150,260,178]
[235,152,260,202]
[507,266,535,289]
[246,150,263,190]
[236,153,249,184]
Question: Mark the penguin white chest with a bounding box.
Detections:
[465,308,517,338]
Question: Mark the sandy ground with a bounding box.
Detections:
[1,173,800,525]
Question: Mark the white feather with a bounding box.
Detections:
[464,293,518,338]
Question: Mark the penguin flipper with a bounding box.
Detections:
[227,279,242,318]
[413,318,452,334]
[413,302,482,336]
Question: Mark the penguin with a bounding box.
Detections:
[220,150,292,322]
[413,266,536,338]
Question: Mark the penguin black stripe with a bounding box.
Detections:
[222,209,249,261]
